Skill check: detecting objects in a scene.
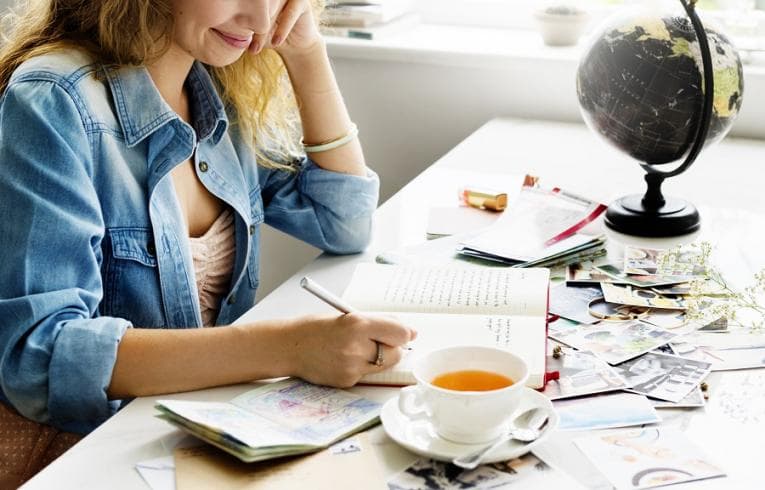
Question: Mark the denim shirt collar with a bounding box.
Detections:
[104,61,228,148]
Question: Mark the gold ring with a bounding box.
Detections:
[370,341,384,367]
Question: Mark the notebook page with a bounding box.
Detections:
[360,312,546,388]
[342,264,548,316]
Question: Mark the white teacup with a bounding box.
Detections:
[398,346,529,444]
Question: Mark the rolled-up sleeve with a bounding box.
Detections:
[259,157,380,254]
[0,80,131,434]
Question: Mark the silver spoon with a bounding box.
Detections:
[452,407,550,470]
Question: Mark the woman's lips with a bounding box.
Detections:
[212,29,252,49]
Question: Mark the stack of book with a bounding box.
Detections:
[321,0,419,40]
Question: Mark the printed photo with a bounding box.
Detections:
[624,246,662,274]
[566,260,613,286]
[554,393,660,431]
[614,352,711,403]
[550,320,676,365]
[574,428,725,489]
[601,283,687,310]
[670,332,765,371]
[624,246,707,276]
[387,453,584,490]
[544,349,630,400]
[549,285,602,324]
[596,264,691,289]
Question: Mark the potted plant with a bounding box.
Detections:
[533,4,591,47]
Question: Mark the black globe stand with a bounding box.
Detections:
[604,173,700,237]
[604,0,712,238]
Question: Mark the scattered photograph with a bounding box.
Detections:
[550,320,676,365]
[386,452,585,490]
[641,310,689,331]
[544,349,630,400]
[549,285,602,324]
[670,344,765,371]
[548,317,581,336]
[624,246,707,276]
[554,393,660,431]
[574,427,725,489]
[588,298,650,322]
[613,352,711,403]
[601,283,687,310]
[650,283,692,296]
[596,264,691,288]
[697,316,728,332]
[650,388,705,409]
[670,332,765,371]
[623,247,661,275]
[566,260,614,286]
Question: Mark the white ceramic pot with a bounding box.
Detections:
[533,9,591,47]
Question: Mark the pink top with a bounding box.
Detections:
[188,209,237,327]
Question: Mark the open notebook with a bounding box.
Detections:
[342,263,550,388]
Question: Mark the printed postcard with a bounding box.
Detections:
[574,427,725,489]
[549,284,602,325]
[624,246,707,276]
[387,453,585,490]
[544,349,630,400]
[614,352,711,403]
[601,283,687,311]
[670,332,765,371]
[550,320,676,365]
[554,393,660,431]
[596,264,692,289]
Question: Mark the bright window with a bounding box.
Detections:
[414,0,764,50]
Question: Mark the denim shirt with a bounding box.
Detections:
[0,49,379,434]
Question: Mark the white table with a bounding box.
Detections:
[22,118,765,489]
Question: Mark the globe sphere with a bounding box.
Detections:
[576,7,744,166]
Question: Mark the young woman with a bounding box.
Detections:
[0,0,414,483]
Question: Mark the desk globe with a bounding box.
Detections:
[576,0,743,237]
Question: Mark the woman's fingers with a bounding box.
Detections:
[362,313,417,348]
[365,342,404,373]
[246,1,274,54]
[270,0,306,47]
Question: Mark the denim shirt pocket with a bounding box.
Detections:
[102,227,164,326]
[247,188,265,289]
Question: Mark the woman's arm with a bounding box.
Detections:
[265,0,366,176]
[278,42,366,176]
[108,312,414,399]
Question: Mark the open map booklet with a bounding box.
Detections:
[155,379,381,463]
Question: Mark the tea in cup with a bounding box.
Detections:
[398,346,529,444]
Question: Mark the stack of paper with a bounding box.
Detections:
[458,183,607,268]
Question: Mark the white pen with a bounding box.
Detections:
[300,276,413,350]
[300,276,356,314]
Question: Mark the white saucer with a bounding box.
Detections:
[380,387,558,464]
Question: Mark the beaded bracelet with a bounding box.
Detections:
[301,123,359,153]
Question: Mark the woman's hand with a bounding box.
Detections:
[249,0,322,57]
[285,313,417,388]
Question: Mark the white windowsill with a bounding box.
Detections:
[324,23,765,74]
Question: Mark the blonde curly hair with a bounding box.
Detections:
[0,0,323,169]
